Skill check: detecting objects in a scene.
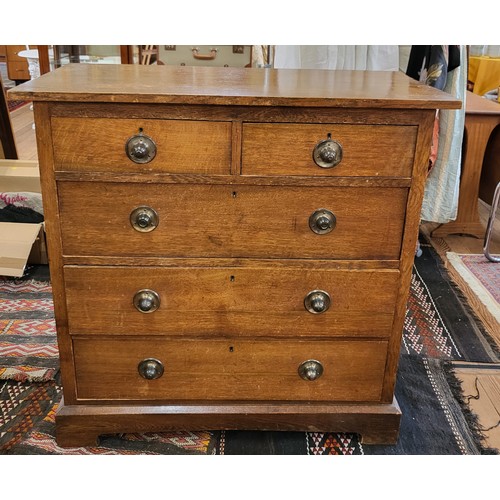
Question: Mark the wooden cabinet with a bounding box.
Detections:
[10,64,460,447]
[5,45,31,82]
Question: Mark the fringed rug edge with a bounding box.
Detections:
[442,361,499,455]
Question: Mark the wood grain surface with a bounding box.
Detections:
[51,117,232,174]
[55,398,402,447]
[33,103,77,403]
[242,123,417,177]
[63,265,399,337]
[381,109,435,401]
[8,64,461,109]
[72,337,388,402]
[57,182,408,260]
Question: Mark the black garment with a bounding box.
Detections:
[0,204,44,223]
[406,45,461,90]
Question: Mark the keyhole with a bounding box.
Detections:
[230,275,235,282]
[232,191,237,198]
[229,346,234,352]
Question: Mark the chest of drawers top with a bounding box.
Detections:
[11,63,460,109]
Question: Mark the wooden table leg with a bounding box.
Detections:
[433,114,500,238]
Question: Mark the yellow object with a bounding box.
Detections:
[469,56,500,96]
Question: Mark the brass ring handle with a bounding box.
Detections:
[192,48,218,60]
[309,209,336,235]
[133,289,161,313]
[298,360,324,381]
[304,290,331,314]
[312,137,343,168]
[138,358,164,380]
[125,133,157,164]
[130,206,159,233]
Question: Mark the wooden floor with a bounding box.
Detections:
[9,101,38,160]
[8,102,500,453]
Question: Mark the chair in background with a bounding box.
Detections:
[484,181,500,262]
[139,46,163,65]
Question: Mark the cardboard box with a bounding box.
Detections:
[0,159,47,277]
[0,159,41,192]
[0,222,44,277]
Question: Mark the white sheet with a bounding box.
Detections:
[273,45,399,71]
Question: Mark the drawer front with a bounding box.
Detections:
[58,182,407,260]
[6,47,23,61]
[73,337,388,402]
[242,123,417,177]
[51,117,231,174]
[7,61,30,81]
[64,266,399,337]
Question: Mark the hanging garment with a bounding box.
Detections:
[406,45,466,223]
[406,46,461,169]
[406,46,461,90]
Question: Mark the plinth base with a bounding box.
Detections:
[55,398,402,448]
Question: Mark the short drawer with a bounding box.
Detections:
[73,337,388,402]
[7,61,30,80]
[51,117,231,174]
[64,265,399,338]
[58,182,407,260]
[241,123,417,177]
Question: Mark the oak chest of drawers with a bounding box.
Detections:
[10,64,460,447]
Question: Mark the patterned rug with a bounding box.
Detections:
[0,267,58,383]
[1,241,499,455]
[446,253,500,326]
[7,99,29,113]
[3,86,29,113]
[0,376,216,455]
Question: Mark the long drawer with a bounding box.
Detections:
[58,182,407,260]
[64,265,399,337]
[242,123,417,177]
[73,337,388,402]
[51,117,232,174]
